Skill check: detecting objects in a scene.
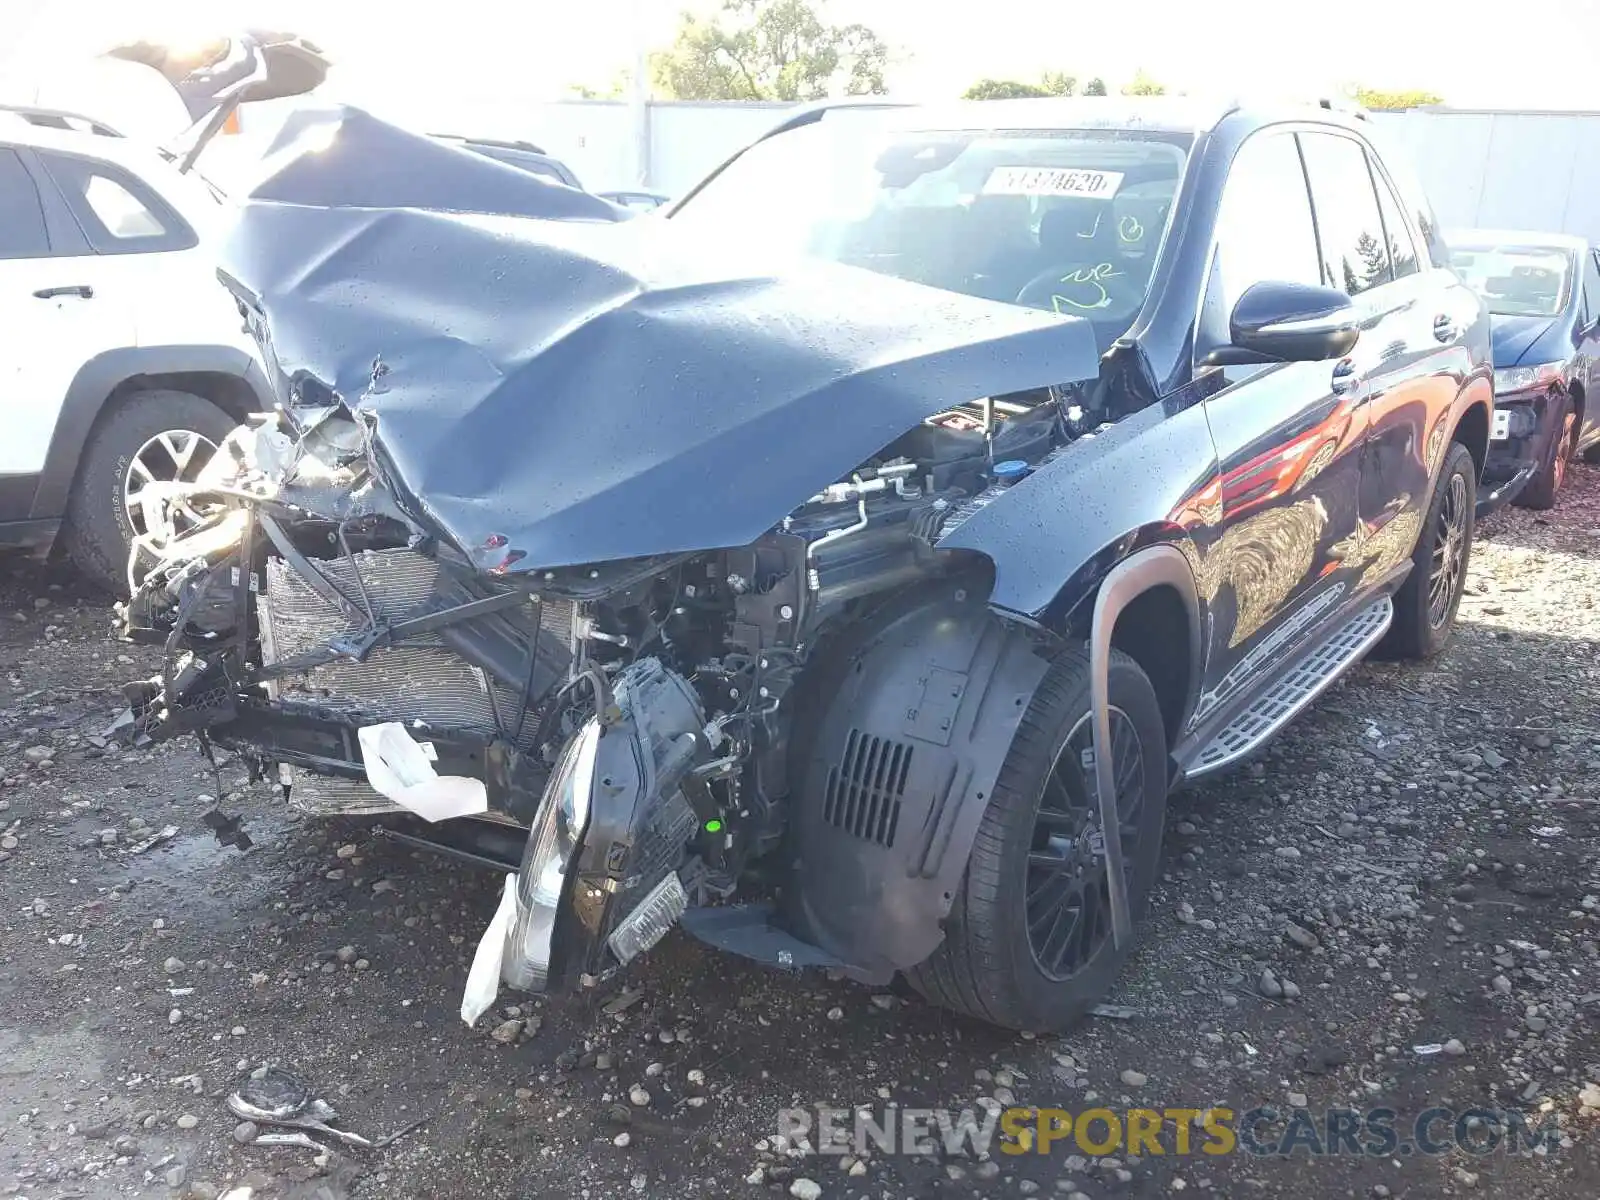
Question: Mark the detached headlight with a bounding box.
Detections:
[501,719,600,991]
[1494,362,1563,394]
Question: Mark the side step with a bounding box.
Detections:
[1187,595,1393,779]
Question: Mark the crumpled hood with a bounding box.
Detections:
[219,109,1103,571]
[1489,313,1558,368]
[232,103,625,222]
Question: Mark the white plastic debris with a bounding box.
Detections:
[461,873,518,1026]
[127,824,180,855]
[358,722,487,821]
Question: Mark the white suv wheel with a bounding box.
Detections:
[124,428,220,558]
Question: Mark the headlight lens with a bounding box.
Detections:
[501,719,599,991]
[1493,362,1563,394]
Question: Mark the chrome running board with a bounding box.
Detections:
[1186,595,1393,780]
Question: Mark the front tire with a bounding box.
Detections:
[1382,441,1475,660]
[907,648,1168,1031]
[1517,392,1577,510]
[63,389,234,595]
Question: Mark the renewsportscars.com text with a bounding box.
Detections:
[776,1105,1561,1159]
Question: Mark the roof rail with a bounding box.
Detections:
[0,103,124,137]
[431,134,550,155]
[1317,96,1369,120]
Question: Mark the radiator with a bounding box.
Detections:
[257,548,572,817]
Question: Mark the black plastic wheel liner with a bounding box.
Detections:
[782,585,1049,980]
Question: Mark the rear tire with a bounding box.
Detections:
[1516,391,1576,511]
[907,648,1167,1032]
[1381,441,1475,660]
[63,389,234,595]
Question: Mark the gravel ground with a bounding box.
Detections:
[2,467,1599,1200]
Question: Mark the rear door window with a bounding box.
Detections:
[0,147,50,259]
[37,151,196,255]
[1371,138,1446,267]
[1370,159,1421,281]
[1299,132,1393,295]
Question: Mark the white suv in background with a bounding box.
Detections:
[0,106,270,593]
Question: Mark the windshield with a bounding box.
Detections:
[669,112,1192,346]
[1451,243,1574,317]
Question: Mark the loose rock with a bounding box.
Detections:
[1284,922,1319,950]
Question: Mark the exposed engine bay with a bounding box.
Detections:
[116,381,1103,1002]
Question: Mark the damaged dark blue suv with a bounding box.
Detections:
[115,97,1491,1032]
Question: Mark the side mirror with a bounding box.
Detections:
[1220,281,1361,365]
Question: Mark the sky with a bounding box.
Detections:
[4,0,1600,113]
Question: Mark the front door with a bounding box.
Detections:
[1189,128,1369,724]
[0,146,132,496]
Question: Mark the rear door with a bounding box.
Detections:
[33,147,217,351]
[1299,130,1469,585]
[0,145,134,486]
[1190,127,1369,721]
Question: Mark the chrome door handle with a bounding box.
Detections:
[33,284,94,300]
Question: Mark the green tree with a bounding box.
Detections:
[1084,77,1107,96]
[569,73,628,100]
[1039,70,1077,96]
[1122,70,1166,96]
[651,0,889,101]
[964,71,1076,100]
[1352,86,1443,110]
[964,78,1049,100]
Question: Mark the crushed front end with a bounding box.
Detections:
[115,372,1092,1008]
[122,114,1113,1014]
[115,405,771,999]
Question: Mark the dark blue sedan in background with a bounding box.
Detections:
[1451,230,1600,509]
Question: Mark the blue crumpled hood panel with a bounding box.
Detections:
[218,106,1103,571]
[1489,313,1557,368]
